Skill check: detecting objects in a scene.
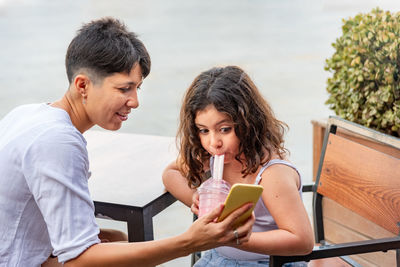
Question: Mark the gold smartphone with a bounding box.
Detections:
[217,183,263,227]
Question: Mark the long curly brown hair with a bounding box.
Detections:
[177,66,288,188]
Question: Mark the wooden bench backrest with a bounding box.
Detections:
[317,133,400,235]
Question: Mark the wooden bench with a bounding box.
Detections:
[270,116,400,266]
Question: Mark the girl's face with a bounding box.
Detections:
[195,104,240,164]
[85,64,143,131]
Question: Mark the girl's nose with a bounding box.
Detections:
[210,134,222,149]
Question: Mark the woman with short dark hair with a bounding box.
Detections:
[0,17,254,267]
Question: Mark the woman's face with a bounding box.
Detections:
[85,64,143,131]
[195,104,240,164]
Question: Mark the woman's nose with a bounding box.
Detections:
[126,89,139,109]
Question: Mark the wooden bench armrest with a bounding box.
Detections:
[269,236,400,266]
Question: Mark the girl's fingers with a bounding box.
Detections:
[192,192,199,205]
[191,203,199,215]
[191,192,200,215]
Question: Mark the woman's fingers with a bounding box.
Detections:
[185,204,225,251]
[220,202,253,227]
[201,203,224,223]
[235,213,255,244]
[186,205,255,251]
[219,204,254,245]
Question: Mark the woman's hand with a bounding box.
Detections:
[184,202,255,252]
[191,192,199,215]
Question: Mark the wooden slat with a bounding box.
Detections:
[322,198,396,266]
[324,219,396,266]
[311,118,400,182]
[312,120,327,181]
[308,257,352,267]
[317,134,400,235]
[347,255,377,267]
[327,116,400,150]
[323,198,394,239]
[337,129,400,159]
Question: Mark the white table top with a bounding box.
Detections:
[84,130,177,207]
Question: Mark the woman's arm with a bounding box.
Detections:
[65,202,255,267]
[236,164,314,256]
[162,160,196,207]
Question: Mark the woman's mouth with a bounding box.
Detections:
[116,112,129,121]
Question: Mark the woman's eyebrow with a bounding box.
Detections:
[114,81,143,89]
[116,81,137,86]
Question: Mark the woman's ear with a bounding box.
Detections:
[74,74,90,94]
[73,74,90,104]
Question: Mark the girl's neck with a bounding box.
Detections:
[221,151,282,185]
[222,160,261,185]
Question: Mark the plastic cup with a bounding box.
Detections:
[197,179,231,218]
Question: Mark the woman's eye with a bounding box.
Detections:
[119,87,131,92]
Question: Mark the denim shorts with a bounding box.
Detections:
[194,249,307,267]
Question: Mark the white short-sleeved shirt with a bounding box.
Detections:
[0,103,100,266]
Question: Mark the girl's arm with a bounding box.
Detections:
[162,160,196,207]
[65,202,255,267]
[236,164,314,256]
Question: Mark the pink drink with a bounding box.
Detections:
[198,179,231,217]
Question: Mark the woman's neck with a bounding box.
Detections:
[50,91,93,133]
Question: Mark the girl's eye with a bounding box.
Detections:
[220,126,232,133]
[198,128,209,134]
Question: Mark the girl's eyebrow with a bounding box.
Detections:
[195,119,233,128]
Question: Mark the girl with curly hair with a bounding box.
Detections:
[163,65,314,266]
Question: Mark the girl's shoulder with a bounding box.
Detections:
[259,158,300,187]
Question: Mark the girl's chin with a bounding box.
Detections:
[222,155,233,164]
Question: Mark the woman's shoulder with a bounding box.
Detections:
[27,120,87,157]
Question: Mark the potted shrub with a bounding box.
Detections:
[325,8,400,137]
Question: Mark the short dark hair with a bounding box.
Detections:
[178,66,288,187]
[65,17,151,84]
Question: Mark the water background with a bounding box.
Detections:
[1,0,399,266]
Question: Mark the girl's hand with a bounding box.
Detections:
[185,202,255,252]
[191,192,199,215]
